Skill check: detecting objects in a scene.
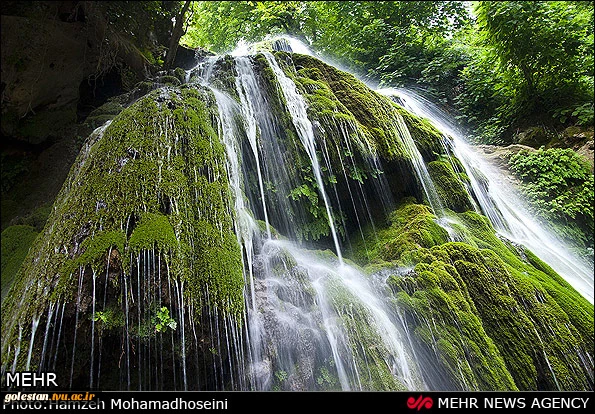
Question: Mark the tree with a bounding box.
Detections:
[474,1,594,119]
[165,1,193,69]
[182,1,314,53]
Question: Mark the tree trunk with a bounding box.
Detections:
[164,1,192,70]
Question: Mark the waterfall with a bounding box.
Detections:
[378,88,594,304]
[262,51,344,264]
[235,56,273,239]
[195,50,428,390]
[3,36,592,393]
[389,112,444,215]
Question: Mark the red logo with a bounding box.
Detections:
[407,395,434,410]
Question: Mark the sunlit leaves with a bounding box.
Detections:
[509,148,594,248]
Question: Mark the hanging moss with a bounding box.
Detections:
[289,53,445,165]
[2,49,591,392]
[65,229,127,275]
[1,85,246,377]
[128,213,176,254]
[391,259,518,391]
[394,106,444,162]
[349,198,449,266]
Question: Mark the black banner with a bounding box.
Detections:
[1,391,593,411]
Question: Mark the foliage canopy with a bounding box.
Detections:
[183,1,594,142]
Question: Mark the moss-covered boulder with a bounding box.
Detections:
[1,85,244,389]
[350,199,594,390]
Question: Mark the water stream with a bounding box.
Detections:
[378,88,594,304]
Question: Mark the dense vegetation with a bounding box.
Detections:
[509,148,594,251]
[183,1,594,144]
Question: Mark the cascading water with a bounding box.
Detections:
[199,48,428,390]
[378,88,594,304]
[388,112,444,216]
[262,51,344,263]
[3,36,592,393]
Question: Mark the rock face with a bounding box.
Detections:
[512,125,594,171]
[1,15,93,140]
[172,45,214,70]
[560,126,594,172]
[474,144,535,188]
[1,50,593,392]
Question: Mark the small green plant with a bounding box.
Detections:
[571,103,594,126]
[154,306,177,332]
[275,370,288,383]
[91,307,125,333]
[93,311,108,323]
[316,366,338,388]
[553,103,594,126]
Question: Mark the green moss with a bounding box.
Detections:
[129,213,176,253]
[350,199,594,390]
[87,101,124,118]
[92,304,125,333]
[350,198,449,267]
[173,67,186,83]
[158,75,182,86]
[289,53,444,167]
[427,160,474,212]
[394,106,444,162]
[391,261,517,391]
[1,85,246,372]
[191,220,244,316]
[1,225,38,300]
[73,229,127,273]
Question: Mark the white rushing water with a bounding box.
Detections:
[262,51,344,264]
[195,47,428,390]
[377,87,594,304]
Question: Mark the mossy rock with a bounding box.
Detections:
[1,85,245,380]
[87,100,124,118]
[129,213,176,253]
[290,53,444,164]
[515,126,553,148]
[350,199,594,390]
[158,75,182,86]
[173,67,187,84]
[1,225,38,300]
[428,160,474,212]
[349,198,449,267]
